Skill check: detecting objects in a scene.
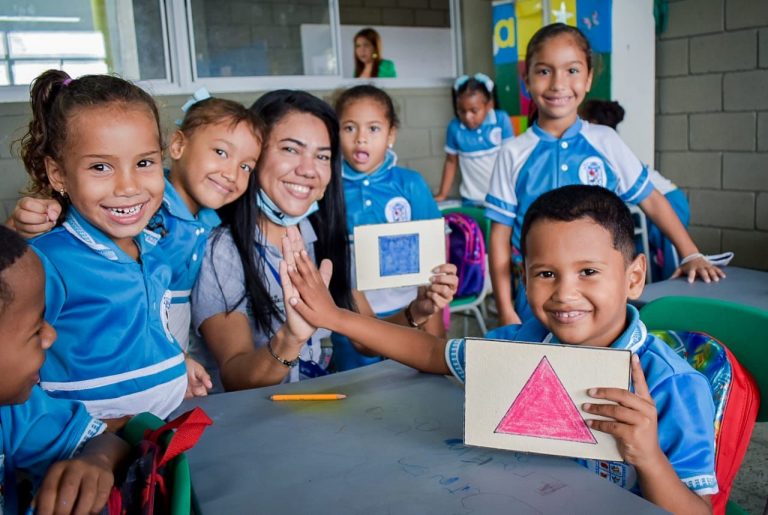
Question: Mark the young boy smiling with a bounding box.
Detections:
[0,226,128,514]
[284,185,717,514]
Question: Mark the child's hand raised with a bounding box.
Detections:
[278,226,333,342]
[285,248,339,332]
[6,196,62,239]
[582,354,665,471]
[411,263,459,320]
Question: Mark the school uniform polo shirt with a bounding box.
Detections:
[485,119,655,251]
[343,150,442,314]
[444,305,718,497]
[31,207,187,420]
[191,218,331,386]
[445,109,514,203]
[0,386,105,513]
[154,175,221,350]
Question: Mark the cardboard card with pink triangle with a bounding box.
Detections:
[464,338,631,462]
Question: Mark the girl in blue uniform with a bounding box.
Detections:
[17,70,187,427]
[332,84,456,370]
[485,23,726,326]
[434,73,514,205]
[192,90,457,390]
[9,91,264,399]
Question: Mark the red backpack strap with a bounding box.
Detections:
[144,407,213,467]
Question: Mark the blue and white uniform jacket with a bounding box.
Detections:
[0,386,105,513]
[343,150,442,314]
[444,305,718,497]
[153,175,221,350]
[445,109,514,203]
[485,119,655,252]
[31,207,187,420]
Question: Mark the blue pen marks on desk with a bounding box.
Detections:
[379,233,420,277]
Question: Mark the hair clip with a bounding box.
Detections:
[453,74,470,91]
[473,73,494,92]
[176,87,212,126]
[61,78,73,87]
[453,73,495,93]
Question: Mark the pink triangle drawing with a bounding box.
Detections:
[495,356,597,444]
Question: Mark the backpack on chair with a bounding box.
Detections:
[444,212,486,298]
[652,330,760,515]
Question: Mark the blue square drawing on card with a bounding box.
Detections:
[379,233,420,277]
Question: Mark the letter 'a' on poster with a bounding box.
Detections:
[354,218,446,291]
[464,338,631,462]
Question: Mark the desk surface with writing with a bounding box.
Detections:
[176,360,665,514]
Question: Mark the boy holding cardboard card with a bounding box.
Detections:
[284,185,717,514]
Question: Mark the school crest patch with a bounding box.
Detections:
[385,196,412,222]
[578,157,607,187]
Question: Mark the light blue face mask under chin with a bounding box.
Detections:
[256,189,319,227]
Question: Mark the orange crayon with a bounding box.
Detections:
[269,393,347,401]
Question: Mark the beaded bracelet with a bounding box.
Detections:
[266,340,299,368]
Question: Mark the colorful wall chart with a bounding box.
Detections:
[492,0,613,134]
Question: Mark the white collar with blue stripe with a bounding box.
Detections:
[459,108,499,131]
[161,173,221,229]
[542,304,649,355]
[62,206,161,263]
[342,149,398,183]
[531,117,583,142]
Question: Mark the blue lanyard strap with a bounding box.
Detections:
[255,243,282,286]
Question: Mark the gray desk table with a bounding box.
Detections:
[634,266,768,311]
[176,361,664,514]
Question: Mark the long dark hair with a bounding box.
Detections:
[354,28,383,78]
[215,90,355,337]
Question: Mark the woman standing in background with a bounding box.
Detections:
[354,28,397,78]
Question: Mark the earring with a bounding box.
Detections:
[59,188,67,198]
[372,53,379,59]
[388,143,393,149]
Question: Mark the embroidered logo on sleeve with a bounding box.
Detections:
[578,157,607,187]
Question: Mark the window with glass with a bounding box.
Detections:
[0,0,168,86]
[189,0,336,78]
[0,0,459,99]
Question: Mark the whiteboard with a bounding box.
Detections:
[300,24,455,79]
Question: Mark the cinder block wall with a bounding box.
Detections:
[339,0,450,27]
[656,0,768,270]
[0,87,455,221]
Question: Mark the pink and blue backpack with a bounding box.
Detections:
[444,212,486,298]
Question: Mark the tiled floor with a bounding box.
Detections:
[447,309,768,514]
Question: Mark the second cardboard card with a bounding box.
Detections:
[354,218,446,291]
